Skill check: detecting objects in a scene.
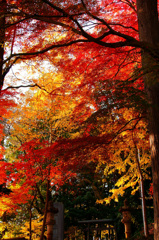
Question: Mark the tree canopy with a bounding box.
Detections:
[0,0,159,239]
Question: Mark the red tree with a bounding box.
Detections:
[1,1,159,238]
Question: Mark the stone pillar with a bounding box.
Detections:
[120,199,132,239]
[46,201,58,240]
[53,202,64,240]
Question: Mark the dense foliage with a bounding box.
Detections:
[0,0,159,239]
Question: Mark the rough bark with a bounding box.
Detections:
[0,0,6,90]
[136,1,159,239]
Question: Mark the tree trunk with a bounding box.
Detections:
[136,1,159,239]
[0,0,6,90]
[135,147,149,237]
[29,207,32,240]
[40,180,51,240]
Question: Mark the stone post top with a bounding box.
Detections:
[47,200,58,213]
[124,199,129,207]
[119,198,133,212]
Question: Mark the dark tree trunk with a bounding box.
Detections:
[40,180,51,240]
[136,1,159,239]
[0,0,6,90]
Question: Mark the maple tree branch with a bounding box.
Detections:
[36,183,45,205]
[2,57,20,79]
[3,2,157,66]
[33,203,43,215]
[36,0,95,41]
[34,0,139,45]
[3,84,39,91]
[41,0,68,17]
[3,40,87,64]
[118,62,159,88]
[2,1,158,75]
[110,23,138,32]
[29,17,81,35]
[106,116,144,144]
[84,112,145,146]
[80,0,137,42]
[121,0,137,12]
[50,115,144,160]
[37,0,142,47]
[14,135,23,145]
[10,26,16,55]
[3,83,64,96]
[5,17,30,29]
[3,38,143,66]
[117,116,144,135]
[3,83,51,94]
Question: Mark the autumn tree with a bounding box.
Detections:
[0,89,16,194]
[1,0,159,238]
[2,70,94,239]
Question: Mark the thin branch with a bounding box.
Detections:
[110,23,138,32]
[2,57,21,79]
[3,83,64,96]
[120,0,137,12]
[3,83,39,91]
[36,183,45,204]
[3,40,88,64]
[106,115,145,145]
